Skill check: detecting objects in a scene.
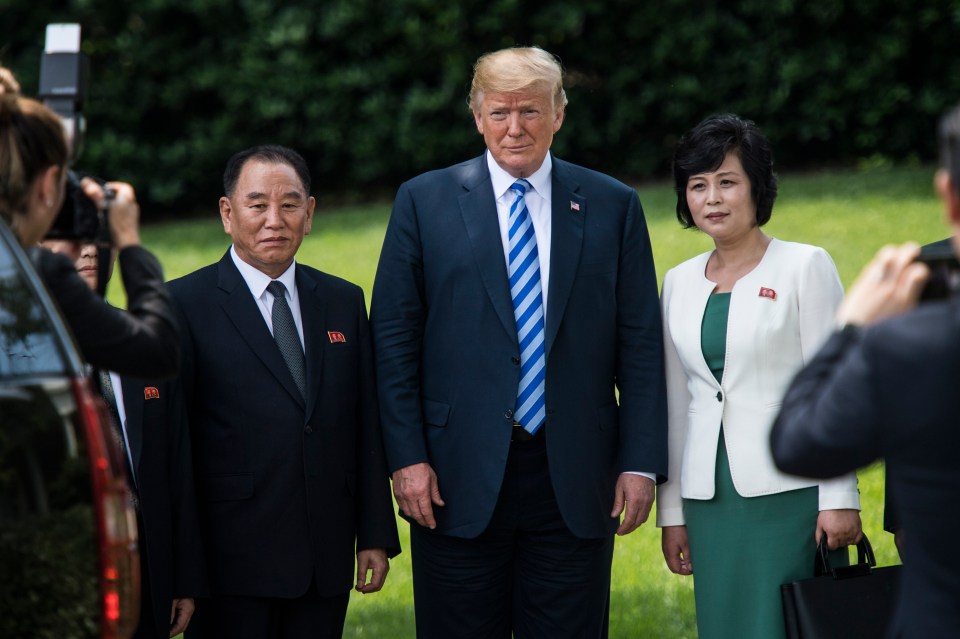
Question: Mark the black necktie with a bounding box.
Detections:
[267,280,306,399]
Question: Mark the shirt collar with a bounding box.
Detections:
[230,245,298,299]
[486,150,553,201]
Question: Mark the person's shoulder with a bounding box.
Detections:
[166,261,220,297]
[552,157,635,196]
[663,250,711,293]
[871,298,960,349]
[768,238,831,260]
[401,155,485,192]
[298,264,363,299]
[767,239,838,275]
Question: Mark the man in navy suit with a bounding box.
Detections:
[167,146,399,639]
[770,103,960,638]
[371,47,667,638]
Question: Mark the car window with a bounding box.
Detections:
[0,243,67,377]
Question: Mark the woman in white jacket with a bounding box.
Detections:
[657,114,862,639]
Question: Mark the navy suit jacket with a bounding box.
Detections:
[771,298,960,639]
[167,251,399,599]
[371,154,668,539]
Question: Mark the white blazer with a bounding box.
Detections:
[656,239,860,527]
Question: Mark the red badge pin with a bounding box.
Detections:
[327,331,346,343]
[143,386,160,400]
[759,287,777,300]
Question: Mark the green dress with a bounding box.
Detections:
[682,292,839,639]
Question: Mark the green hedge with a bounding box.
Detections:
[3,0,960,212]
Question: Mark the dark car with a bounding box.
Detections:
[0,219,140,639]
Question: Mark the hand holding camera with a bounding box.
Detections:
[79,178,141,249]
[835,242,931,328]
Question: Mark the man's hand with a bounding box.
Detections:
[836,242,929,328]
[661,525,693,575]
[356,548,390,593]
[816,509,863,550]
[610,473,654,536]
[168,597,195,637]
[392,462,445,529]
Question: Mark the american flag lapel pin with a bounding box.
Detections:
[570,201,581,212]
[759,287,777,300]
[143,386,160,400]
[327,331,346,343]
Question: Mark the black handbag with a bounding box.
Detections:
[780,533,902,639]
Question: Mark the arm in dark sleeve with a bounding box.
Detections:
[615,191,668,481]
[166,318,208,597]
[354,288,401,558]
[370,183,429,473]
[32,246,180,379]
[770,326,883,478]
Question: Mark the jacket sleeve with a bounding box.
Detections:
[33,246,180,379]
[369,182,430,473]
[614,190,669,479]
[771,326,883,478]
[656,269,690,527]
[794,248,861,510]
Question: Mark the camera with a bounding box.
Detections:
[38,24,112,246]
[917,240,960,301]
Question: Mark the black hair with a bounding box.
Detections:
[672,113,778,229]
[938,103,960,199]
[222,145,311,197]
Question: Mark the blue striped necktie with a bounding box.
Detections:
[508,179,546,435]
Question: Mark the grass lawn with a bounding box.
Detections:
[137,164,944,639]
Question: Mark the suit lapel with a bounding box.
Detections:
[296,265,325,420]
[457,157,517,341]
[119,376,144,478]
[217,252,305,408]
[545,158,585,356]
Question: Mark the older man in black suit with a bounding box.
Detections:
[770,103,960,638]
[168,145,399,639]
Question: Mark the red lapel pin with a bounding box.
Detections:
[143,387,160,400]
[759,287,777,300]
[327,331,346,343]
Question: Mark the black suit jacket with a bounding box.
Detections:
[770,299,960,639]
[371,154,667,539]
[167,251,399,598]
[31,245,179,379]
[119,375,207,638]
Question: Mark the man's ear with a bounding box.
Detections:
[935,169,960,231]
[219,196,233,235]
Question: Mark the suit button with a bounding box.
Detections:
[304,425,313,434]
[716,391,722,402]
[504,409,514,419]
[511,356,520,365]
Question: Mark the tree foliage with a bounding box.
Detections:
[2,0,959,213]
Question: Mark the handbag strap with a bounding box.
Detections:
[815,533,877,579]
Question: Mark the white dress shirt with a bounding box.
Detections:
[486,151,655,483]
[230,245,305,348]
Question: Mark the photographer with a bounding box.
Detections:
[769,102,960,638]
[1,86,179,379]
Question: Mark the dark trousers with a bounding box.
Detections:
[410,436,615,639]
[185,585,349,639]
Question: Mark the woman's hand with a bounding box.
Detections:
[661,525,693,575]
[816,509,863,550]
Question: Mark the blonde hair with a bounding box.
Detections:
[468,46,567,113]
[0,94,69,238]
